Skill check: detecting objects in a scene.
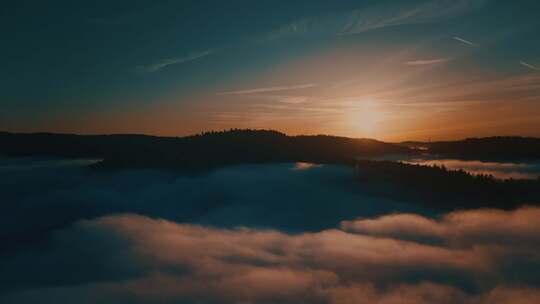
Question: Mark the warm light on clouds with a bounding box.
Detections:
[3,206,540,303]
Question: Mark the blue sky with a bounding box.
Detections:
[1,0,539,140]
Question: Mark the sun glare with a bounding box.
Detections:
[347,99,386,137]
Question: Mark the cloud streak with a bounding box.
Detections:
[219,83,317,95]
[140,50,214,72]
[405,58,450,65]
[521,61,540,71]
[453,36,477,46]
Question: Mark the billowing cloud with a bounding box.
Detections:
[342,206,540,246]
[2,207,540,304]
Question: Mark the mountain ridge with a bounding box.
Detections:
[2,130,540,171]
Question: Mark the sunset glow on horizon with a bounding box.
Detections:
[2,0,539,142]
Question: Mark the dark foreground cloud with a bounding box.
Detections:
[1,207,539,304]
[0,157,424,252]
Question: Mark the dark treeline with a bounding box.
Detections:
[3,131,539,168]
[0,129,413,171]
[403,137,540,161]
[351,160,540,210]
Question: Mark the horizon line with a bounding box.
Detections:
[1,128,538,144]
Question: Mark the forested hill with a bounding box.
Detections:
[0,130,412,170]
[3,130,539,171]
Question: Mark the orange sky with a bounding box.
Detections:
[36,47,539,142]
[4,1,539,142]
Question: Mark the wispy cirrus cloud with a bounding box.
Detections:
[520,61,540,71]
[277,96,309,104]
[453,36,477,46]
[218,83,317,95]
[266,0,487,39]
[139,49,214,73]
[405,58,450,65]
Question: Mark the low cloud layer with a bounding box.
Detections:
[2,206,539,303]
[0,158,420,253]
[342,206,540,246]
[1,158,538,303]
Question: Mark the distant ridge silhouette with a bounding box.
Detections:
[421,137,540,160]
[2,130,540,169]
[1,129,539,210]
[0,129,411,170]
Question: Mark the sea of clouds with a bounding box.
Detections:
[2,207,539,303]
[1,157,538,303]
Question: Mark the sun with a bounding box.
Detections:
[346,99,386,138]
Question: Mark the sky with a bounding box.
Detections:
[1,0,540,141]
